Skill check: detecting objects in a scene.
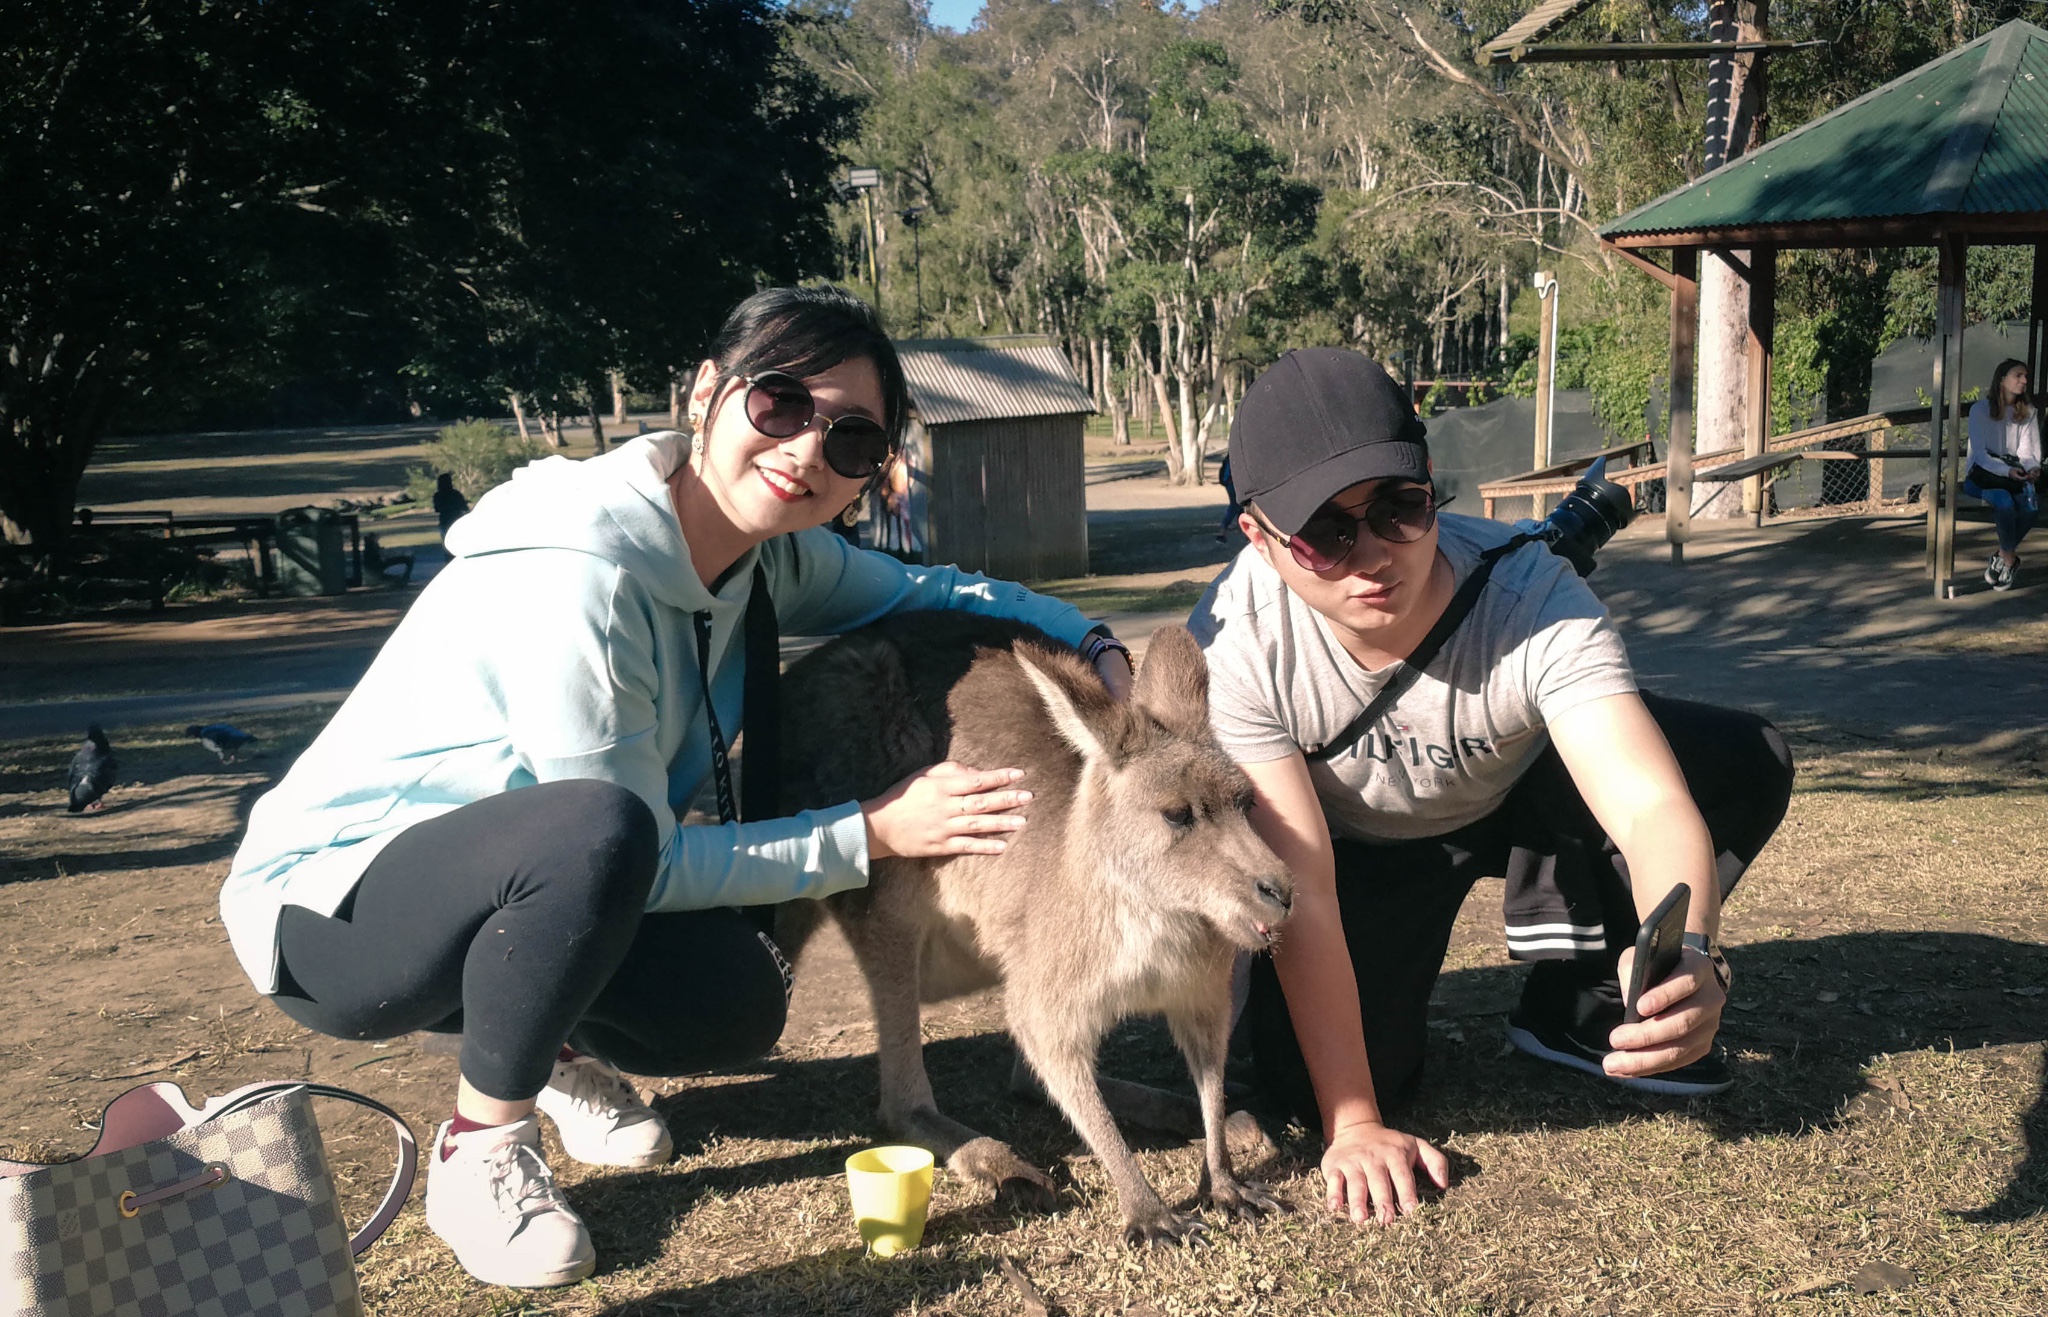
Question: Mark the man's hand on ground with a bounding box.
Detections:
[1321,1121,1451,1226]
[1605,945,1726,1077]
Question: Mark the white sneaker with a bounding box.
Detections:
[426,1116,595,1288]
[534,1054,674,1168]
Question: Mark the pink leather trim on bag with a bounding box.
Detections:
[0,1080,210,1179]
[0,1079,418,1259]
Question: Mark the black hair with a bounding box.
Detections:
[705,285,910,450]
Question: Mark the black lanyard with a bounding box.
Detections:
[690,562,781,824]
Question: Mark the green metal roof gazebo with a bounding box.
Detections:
[1599,19,2048,598]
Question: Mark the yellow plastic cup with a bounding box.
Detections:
[844,1145,935,1257]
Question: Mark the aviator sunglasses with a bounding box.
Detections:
[724,371,894,480]
[1265,485,1443,573]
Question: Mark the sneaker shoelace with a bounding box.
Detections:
[556,1058,656,1126]
[480,1136,575,1224]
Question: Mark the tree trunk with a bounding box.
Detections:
[611,371,629,426]
[1694,1,1769,518]
[670,378,683,429]
[588,388,608,454]
[509,394,533,444]
[1150,366,1182,479]
[0,368,113,546]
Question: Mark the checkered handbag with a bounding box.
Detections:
[0,1081,417,1317]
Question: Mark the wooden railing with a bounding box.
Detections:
[1477,439,1751,518]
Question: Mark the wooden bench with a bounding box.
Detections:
[71,510,365,595]
[1694,406,1934,523]
[1696,448,1933,482]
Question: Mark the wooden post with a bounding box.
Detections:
[1534,272,1557,476]
[863,189,881,314]
[1743,245,1777,526]
[1668,247,1699,564]
[1929,232,1967,598]
[2029,241,2047,404]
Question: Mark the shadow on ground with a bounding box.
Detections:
[1088,504,1237,577]
[1417,929,2047,1222]
[638,929,2044,1257]
[591,1249,1014,1317]
[1596,517,2048,756]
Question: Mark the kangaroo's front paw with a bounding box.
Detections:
[1200,1172,1290,1222]
[949,1136,1058,1211]
[1123,1206,1211,1249]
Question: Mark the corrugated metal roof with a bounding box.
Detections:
[1602,20,2048,239]
[896,335,1097,426]
[1480,0,1601,60]
[1971,33,2048,212]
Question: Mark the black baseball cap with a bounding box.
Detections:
[1227,349,1430,535]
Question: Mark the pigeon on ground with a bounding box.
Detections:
[68,724,118,813]
[188,723,259,764]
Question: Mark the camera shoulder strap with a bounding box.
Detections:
[1303,533,1538,764]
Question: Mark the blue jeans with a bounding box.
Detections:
[1963,479,2040,555]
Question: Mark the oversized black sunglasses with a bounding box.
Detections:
[726,371,893,480]
[1267,485,1443,573]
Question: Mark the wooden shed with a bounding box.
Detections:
[868,335,1096,581]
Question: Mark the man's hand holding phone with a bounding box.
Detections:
[1604,884,1727,1079]
[1605,946,1725,1077]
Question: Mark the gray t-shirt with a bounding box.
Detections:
[1188,513,1637,843]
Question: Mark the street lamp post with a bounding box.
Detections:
[841,167,884,313]
[1532,270,1561,472]
[899,206,926,336]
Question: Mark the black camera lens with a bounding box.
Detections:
[1538,456,1633,576]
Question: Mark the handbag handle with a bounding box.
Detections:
[206,1082,419,1258]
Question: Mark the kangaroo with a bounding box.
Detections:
[776,611,1296,1245]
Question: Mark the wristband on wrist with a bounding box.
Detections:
[1079,631,1133,671]
[1682,932,1733,993]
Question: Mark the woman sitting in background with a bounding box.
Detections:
[1963,357,2042,591]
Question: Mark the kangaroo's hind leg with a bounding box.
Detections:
[838,888,1056,1210]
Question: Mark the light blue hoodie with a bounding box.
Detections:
[221,433,1101,994]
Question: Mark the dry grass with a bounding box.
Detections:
[1893,616,2048,657]
[1022,572,1219,620]
[3,718,2043,1316]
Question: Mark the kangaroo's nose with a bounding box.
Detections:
[1256,878,1292,914]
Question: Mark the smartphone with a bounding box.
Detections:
[1621,883,1691,1025]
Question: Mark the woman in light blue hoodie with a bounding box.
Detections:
[221,287,1132,1287]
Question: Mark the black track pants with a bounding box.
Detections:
[1248,693,1793,1126]
[269,779,791,1101]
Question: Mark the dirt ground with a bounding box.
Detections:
[4,426,2045,1314]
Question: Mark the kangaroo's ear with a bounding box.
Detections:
[1132,625,1209,737]
[1017,650,1119,764]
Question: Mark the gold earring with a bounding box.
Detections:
[691,430,705,460]
[839,492,866,527]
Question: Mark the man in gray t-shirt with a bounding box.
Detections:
[1190,349,1792,1228]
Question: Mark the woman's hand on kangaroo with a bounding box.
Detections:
[864,763,1032,860]
[1322,1121,1451,1226]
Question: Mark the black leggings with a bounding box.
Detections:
[1248,693,1794,1125]
[269,779,790,1101]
